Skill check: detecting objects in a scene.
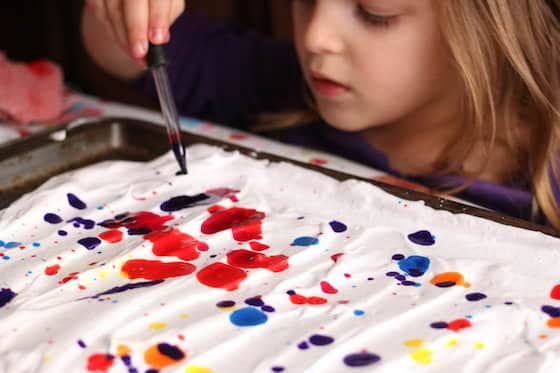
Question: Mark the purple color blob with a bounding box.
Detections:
[157,343,185,360]
[329,220,348,233]
[67,193,87,210]
[0,288,16,308]
[271,367,285,372]
[217,300,236,308]
[44,213,63,224]
[245,297,265,307]
[261,305,275,313]
[67,217,95,230]
[297,341,309,350]
[542,305,560,317]
[160,193,211,212]
[58,230,68,236]
[430,321,449,329]
[78,237,101,250]
[391,254,405,261]
[407,230,435,246]
[385,272,399,277]
[343,352,381,367]
[309,334,334,346]
[77,340,86,348]
[465,292,487,302]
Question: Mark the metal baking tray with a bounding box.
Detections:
[0,117,556,237]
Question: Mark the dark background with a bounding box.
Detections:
[0,1,293,108]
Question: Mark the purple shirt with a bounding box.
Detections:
[133,12,556,226]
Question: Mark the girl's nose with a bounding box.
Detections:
[303,4,345,55]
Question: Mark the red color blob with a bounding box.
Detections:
[59,272,79,284]
[320,281,338,294]
[249,241,270,252]
[44,264,60,276]
[121,259,196,280]
[551,284,560,300]
[448,318,472,332]
[196,262,248,291]
[331,253,344,263]
[99,230,123,244]
[86,353,114,372]
[288,291,328,305]
[102,211,173,232]
[201,207,265,242]
[227,249,289,273]
[145,229,202,261]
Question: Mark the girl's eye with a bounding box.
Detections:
[356,5,397,27]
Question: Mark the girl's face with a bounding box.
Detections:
[292,0,459,132]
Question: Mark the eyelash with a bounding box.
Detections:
[356,5,396,27]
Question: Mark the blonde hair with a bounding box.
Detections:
[435,0,560,228]
[256,0,560,229]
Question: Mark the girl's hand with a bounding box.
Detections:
[86,0,186,61]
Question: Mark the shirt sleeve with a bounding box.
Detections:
[132,12,305,128]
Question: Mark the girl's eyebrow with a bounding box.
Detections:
[359,0,416,13]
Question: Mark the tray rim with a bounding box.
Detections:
[0,116,557,238]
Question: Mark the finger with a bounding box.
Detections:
[86,0,108,24]
[105,0,129,53]
[170,0,186,23]
[148,0,172,44]
[123,0,149,59]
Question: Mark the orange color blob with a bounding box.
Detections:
[144,343,185,369]
[121,259,196,280]
[196,262,248,291]
[430,272,470,288]
[547,317,560,328]
[44,264,60,276]
[99,230,123,244]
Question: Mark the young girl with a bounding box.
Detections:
[82,0,560,230]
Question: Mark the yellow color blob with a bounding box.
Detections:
[185,366,214,373]
[150,322,168,331]
[430,272,470,288]
[410,347,433,364]
[97,271,109,280]
[474,342,485,349]
[180,313,190,319]
[404,339,423,348]
[117,344,131,356]
[43,355,52,362]
[446,338,458,348]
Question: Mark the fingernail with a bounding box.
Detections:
[132,41,148,59]
[150,28,165,44]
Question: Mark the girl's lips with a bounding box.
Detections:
[310,75,350,98]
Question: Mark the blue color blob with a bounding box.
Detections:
[292,236,319,247]
[465,292,487,302]
[230,307,268,327]
[329,220,347,233]
[398,255,431,277]
[0,240,4,247]
[309,334,334,346]
[4,242,21,249]
[0,288,16,308]
[408,230,436,245]
[354,309,365,316]
[343,353,381,367]
[67,193,87,210]
[44,213,63,224]
[78,237,101,250]
[32,242,41,247]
